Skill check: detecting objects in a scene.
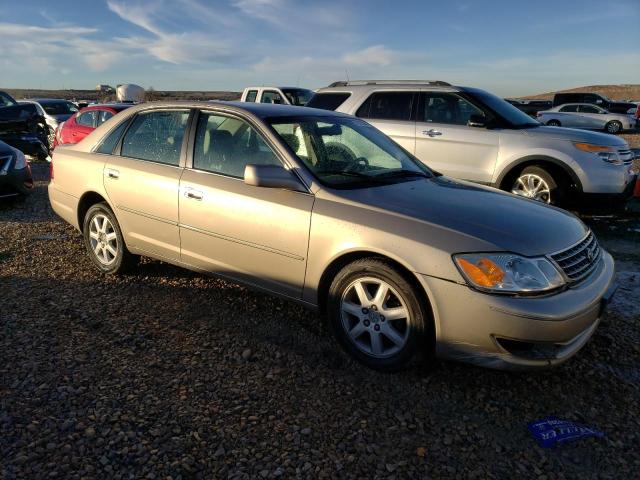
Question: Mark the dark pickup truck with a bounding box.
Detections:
[505,99,552,117]
[553,92,639,116]
[0,91,49,159]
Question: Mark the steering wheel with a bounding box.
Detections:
[344,157,370,173]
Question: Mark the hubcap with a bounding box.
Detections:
[511,174,551,203]
[607,123,620,133]
[88,214,118,265]
[340,277,410,358]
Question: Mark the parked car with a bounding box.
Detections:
[241,86,314,106]
[22,99,79,147]
[0,91,49,160]
[505,99,553,117]
[49,101,617,371]
[553,92,640,118]
[308,80,637,208]
[53,103,133,149]
[537,103,636,133]
[0,139,34,199]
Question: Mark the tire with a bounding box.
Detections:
[546,120,561,127]
[604,121,622,134]
[327,258,432,372]
[82,203,138,274]
[510,165,565,206]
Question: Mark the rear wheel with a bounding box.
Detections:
[604,121,622,134]
[546,120,561,127]
[511,165,565,205]
[83,203,138,274]
[327,258,432,371]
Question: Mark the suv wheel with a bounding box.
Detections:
[327,258,431,371]
[546,120,561,127]
[83,203,138,274]
[511,166,564,205]
[604,121,622,134]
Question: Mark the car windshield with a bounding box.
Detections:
[281,89,314,106]
[269,116,433,188]
[41,101,78,115]
[467,89,540,128]
[0,92,17,107]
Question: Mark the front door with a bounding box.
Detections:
[179,111,314,297]
[103,109,191,261]
[414,91,499,184]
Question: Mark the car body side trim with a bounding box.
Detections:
[179,223,305,261]
[116,205,178,226]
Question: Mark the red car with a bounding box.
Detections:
[53,103,132,149]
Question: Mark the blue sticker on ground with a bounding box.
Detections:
[528,417,604,448]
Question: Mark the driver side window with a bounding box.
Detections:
[421,93,485,125]
[193,113,281,178]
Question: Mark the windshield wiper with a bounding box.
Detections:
[374,169,431,179]
[315,170,372,178]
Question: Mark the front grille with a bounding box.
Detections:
[618,148,634,165]
[551,231,601,282]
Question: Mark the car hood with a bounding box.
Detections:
[521,125,628,147]
[334,176,588,257]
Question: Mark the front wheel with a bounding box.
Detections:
[327,258,432,371]
[604,121,622,134]
[511,166,565,205]
[83,203,138,274]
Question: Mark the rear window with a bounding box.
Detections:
[306,92,351,111]
[41,101,78,115]
[245,90,258,102]
[356,92,415,121]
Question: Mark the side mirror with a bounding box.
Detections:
[467,114,486,128]
[244,164,306,192]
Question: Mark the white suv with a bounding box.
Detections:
[308,80,637,208]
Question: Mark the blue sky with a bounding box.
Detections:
[0,0,638,96]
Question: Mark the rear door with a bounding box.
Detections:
[577,104,606,129]
[103,109,191,261]
[73,110,98,142]
[414,91,498,183]
[179,110,313,297]
[557,105,581,127]
[354,91,417,154]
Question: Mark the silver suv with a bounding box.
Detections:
[308,81,637,207]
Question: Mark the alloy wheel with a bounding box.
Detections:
[88,213,119,265]
[340,277,411,358]
[511,174,551,203]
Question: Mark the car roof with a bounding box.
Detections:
[82,103,133,111]
[126,101,353,119]
[244,86,311,91]
[30,98,74,104]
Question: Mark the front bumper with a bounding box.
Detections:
[419,249,616,369]
[0,165,34,198]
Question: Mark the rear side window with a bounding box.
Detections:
[95,119,130,154]
[193,112,281,178]
[579,105,600,113]
[77,111,96,127]
[261,91,284,104]
[306,92,351,111]
[121,110,190,166]
[97,110,114,125]
[356,92,415,121]
[559,105,578,112]
[245,90,258,102]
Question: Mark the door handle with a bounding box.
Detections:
[105,168,120,179]
[422,129,442,137]
[184,187,203,201]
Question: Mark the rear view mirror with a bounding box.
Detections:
[317,124,342,136]
[244,164,306,192]
[467,114,486,128]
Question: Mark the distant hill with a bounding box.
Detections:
[522,84,640,101]
[0,88,240,102]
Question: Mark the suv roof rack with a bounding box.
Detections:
[328,80,452,87]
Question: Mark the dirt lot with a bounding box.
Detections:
[1,165,639,479]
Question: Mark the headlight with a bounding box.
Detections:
[573,142,622,165]
[453,253,565,294]
[11,147,27,170]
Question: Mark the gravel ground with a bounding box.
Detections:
[1,164,639,479]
